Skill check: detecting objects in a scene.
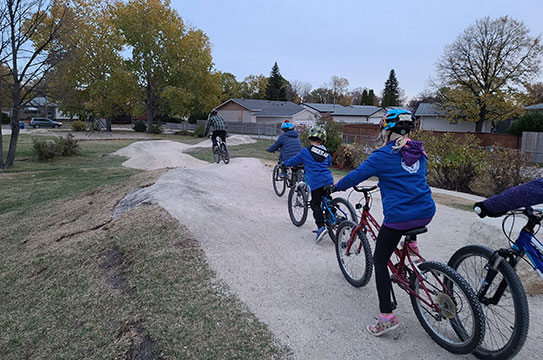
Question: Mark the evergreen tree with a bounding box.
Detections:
[381,70,401,107]
[265,62,287,101]
[360,89,368,105]
[368,89,375,105]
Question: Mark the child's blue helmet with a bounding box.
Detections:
[381,109,415,135]
[281,120,294,130]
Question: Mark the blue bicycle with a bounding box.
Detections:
[287,175,356,243]
[448,207,543,359]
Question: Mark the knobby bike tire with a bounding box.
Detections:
[220,143,229,164]
[325,197,357,244]
[409,261,485,354]
[212,145,220,163]
[272,164,286,197]
[448,245,529,360]
[288,182,308,227]
[335,220,373,287]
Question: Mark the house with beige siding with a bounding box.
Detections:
[415,103,492,133]
[302,103,386,124]
[214,99,317,126]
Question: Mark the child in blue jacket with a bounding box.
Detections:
[335,109,436,337]
[267,120,303,176]
[284,125,334,241]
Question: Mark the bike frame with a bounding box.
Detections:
[348,185,452,311]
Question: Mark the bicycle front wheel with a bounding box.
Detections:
[288,182,308,226]
[448,245,529,360]
[325,197,357,244]
[335,221,373,287]
[272,164,286,197]
[220,143,229,164]
[409,261,485,354]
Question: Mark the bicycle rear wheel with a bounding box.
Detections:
[409,261,485,354]
[325,197,357,244]
[220,143,229,164]
[272,164,286,197]
[288,182,308,226]
[212,145,220,163]
[335,221,373,287]
[448,245,529,360]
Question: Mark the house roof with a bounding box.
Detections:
[302,103,382,117]
[27,97,53,106]
[525,103,543,111]
[217,99,305,117]
[415,102,446,117]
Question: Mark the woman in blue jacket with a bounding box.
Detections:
[335,109,436,337]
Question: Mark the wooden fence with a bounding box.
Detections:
[341,124,522,149]
[522,132,543,162]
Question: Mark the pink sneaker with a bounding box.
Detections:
[367,315,399,336]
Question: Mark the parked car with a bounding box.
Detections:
[29,117,62,128]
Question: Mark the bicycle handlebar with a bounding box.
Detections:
[353,185,378,193]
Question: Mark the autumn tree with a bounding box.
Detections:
[219,72,242,102]
[240,74,267,99]
[525,82,543,105]
[46,0,141,131]
[381,69,402,107]
[113,0,220,132]
[265,62,287,101]
[0,0,69,169]
[289,80,312,103]
[436,16,543,132]
[307,87,334,104]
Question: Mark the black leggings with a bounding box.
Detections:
[373,225,404,313]
[310,187,326,228]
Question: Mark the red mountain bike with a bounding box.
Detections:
[334,184,485,354]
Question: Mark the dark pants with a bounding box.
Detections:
[373,225,404,313]
[211,130,226,147]
[310,187,326,228]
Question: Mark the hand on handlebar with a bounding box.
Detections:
[474,201,506,218]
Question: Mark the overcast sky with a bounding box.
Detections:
[171,0,543,100]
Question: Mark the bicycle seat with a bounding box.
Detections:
[402,227,428,237]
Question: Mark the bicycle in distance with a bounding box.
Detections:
[211,136,229,164]
[335,184,486,354]
[448,206,543,359]
[287,176,356,243]
[272,162,304,197]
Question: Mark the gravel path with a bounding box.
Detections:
[115,141,543,359]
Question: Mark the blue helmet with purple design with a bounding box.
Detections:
[381,109,415,135]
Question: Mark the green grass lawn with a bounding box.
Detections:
[1,135,139,215]
[0,134,291,359]
[186,138,279,163]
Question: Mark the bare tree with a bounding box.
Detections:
[0,0,68,168]
[328,75,349,103]
[525,82,543,104]
[289,80,312,103]
[436,16,543,132]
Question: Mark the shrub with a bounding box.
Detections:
[479,146,537,196]
[188,111,208,124]
[32,139,58,161]
[412,131,486,193]
[70,120,86,131]
[1,113,9,124]
[318,115,343,155]
[54,133,80,156]
[332,141,371,170]
[193,126,206,137]
[133,121,147,132]
[152,125,163,134]
[295,123,309,147]
[509,113,543,136]
[32,134,81,161]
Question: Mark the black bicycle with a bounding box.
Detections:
[272,162,304,197]
[288,180,356,244]
[212,136,229,164]
[448,207,543,359]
